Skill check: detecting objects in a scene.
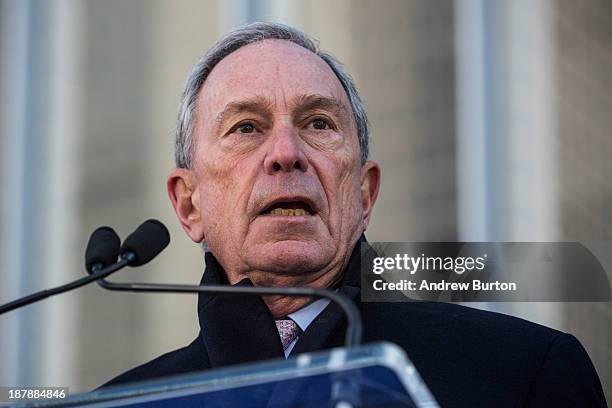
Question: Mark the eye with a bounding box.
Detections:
[309,118,331,130]
[232,122,256,134]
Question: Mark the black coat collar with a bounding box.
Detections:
[196,235,374,367]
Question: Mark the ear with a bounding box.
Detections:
[360,160,381,229]
[167,168,205,243]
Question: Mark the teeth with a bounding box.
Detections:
[270,208,308,216]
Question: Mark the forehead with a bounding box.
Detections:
[198,39,350,115]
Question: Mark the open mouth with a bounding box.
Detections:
[260,200,315,217]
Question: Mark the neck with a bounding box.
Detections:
[260,267,346,318]
[230,258,346,317]
[203,235,364,318]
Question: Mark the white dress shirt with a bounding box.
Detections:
[283,297,331,357]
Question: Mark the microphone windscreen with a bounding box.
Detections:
[120,219,170,266]
[85,226,121,272]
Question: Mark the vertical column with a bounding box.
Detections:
[42,0,84,386]
[454,0,488,241]
[0,0,30,387]
[0,0,84,387]
[455,0,560,324]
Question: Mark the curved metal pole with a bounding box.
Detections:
[96,278,363,347]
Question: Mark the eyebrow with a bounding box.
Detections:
[292,94,350,121]
[214,95,275,128]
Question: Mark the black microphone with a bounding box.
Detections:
[86,226,121,272]
[0,220,168,316]
[120,219,170,266]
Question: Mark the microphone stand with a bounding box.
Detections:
[0,253,135,315]
[94,276,363,347]
[96,275,366,408]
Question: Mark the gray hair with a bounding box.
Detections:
[174,22,370,168]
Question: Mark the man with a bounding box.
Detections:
[106,23,606,407]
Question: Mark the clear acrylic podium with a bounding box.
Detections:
[15,342,438,408]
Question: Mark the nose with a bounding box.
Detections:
[263,125,308,174]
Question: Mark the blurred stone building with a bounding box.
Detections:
[554,0,612,399]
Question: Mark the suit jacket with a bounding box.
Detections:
[105,237,607,407]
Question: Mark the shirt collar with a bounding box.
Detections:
[287,296,331,332]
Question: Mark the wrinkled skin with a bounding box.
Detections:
[168,40,380,317]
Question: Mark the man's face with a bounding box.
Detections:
[170,39,379,286]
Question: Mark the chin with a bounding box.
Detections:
[251,239,332,275]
